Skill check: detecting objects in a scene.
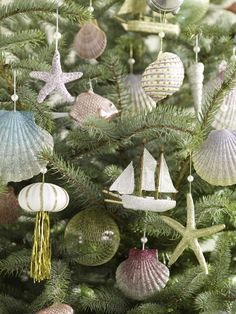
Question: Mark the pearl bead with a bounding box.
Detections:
[231,55,236,62]
[187,175,194,182]
[11,94,18,102]
[128,58,136,65]
[41,167,48,174]
[159,31,165,39]
[141,236,148,244]
[53,31,62,40]
[88,6,94,13]
[193,46,201,53]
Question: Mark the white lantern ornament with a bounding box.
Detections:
[18,168,69,283]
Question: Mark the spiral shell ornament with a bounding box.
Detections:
[116,248,169,300]
[193,129,236,186]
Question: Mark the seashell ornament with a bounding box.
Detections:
[74,22,107,60]
[116,248,169,300]
[0,110,53,183]
[193,129,236,186]
[0,186,19,224]
[70,89,118,126]
[36,303,74,314]
[147,0,184,14]
[187,62,204,119]
[142,52,185,103]
[127,74,156,113]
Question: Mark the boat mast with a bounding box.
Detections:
[139,140,146,197]
[155,146,164,200]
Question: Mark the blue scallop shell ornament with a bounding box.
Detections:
[0,110,53,183]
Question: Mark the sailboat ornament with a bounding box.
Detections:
[105,148,177,212]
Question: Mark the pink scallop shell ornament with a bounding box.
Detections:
[116,248,169,300]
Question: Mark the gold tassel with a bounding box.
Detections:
[31,211,51,283]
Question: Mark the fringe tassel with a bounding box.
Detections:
[31,211,51,282]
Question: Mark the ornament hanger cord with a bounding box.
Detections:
[195,34,199,63]
[189,152,193,193]
[140,141,148,250]
[55,8,60,51]
[159,12,166,53]
[12,70,17,112]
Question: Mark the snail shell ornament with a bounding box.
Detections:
[116,248,169,300]
[74,22,107,60]
[193,130,236,186]
[147,0,184,14]
[142,52,185,103]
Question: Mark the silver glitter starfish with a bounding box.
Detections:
[30,50,83,103]
[161,193,225,274]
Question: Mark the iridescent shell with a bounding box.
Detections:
[36,304,74,314]
[187,62,204,119]
[116,248,169,300]
[74,22,107,60]
[0,187,18,224]
[193,130,236,186]
[147,0,184,13]
[141,52,184,102]
[0,111,53,183]
[70,90,118,126]
[127,74,156,113]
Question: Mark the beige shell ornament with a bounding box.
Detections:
[70,89,118,126]
[0,186,18,224]
[74,22,107,60]
[36,303,74,314]
[141,52,185,102]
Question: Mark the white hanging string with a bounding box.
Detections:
[88,79,93,92]
[189,152,193,193]
[55,8,60,51]
[13,69,17,112]
[195,34,199,63]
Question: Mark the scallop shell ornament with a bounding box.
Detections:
[0,111,53,183]
[74,22,107,60]
[116,248,169,300]
[187,62,204,119]
[147,0,184,14]
[36,304,74,314]
[0,186,18,224]
[193,130,236,186]
[70,89,118,126]
[141,52,185,102]
[126,74,156,113]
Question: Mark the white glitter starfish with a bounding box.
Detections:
[30,50,83,103]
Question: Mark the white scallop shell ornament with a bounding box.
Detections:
[74,22,107,60]
[142,52,185,103]
[193,130,236,186]
[0,111,53,183]
[116,248,169,300]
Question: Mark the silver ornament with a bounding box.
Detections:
[147,0,184,13]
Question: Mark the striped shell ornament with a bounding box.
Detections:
[74,22,107,60]
[127,74,156,113]
[116,248,169,300]
[141,52,185,102]
[0,110,53,184]
[0,186,19,224]
[193,130,236,186]
[36,304,74,314]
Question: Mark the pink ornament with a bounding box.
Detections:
[116,248,169,300]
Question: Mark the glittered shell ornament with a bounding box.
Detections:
[193,130,236,186]
[70,89,118,126]
[74,22,107,60]
[36,303,74,314]
[141,52,185,102]
[116,248,169,300]
[0,186,19,224]
[0,111,53,183]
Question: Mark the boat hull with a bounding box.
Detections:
[121,195,176,212]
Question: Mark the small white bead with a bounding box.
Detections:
[128,58,136,65]
[159,31,165,39]
[193,46,201,53]
[11,94,18,102]
[53,31,62,40]
[141,236,148,244]
[88,5,94,13]
[187,175,194,183]
[41,167,48,174]
[231,55,236,62]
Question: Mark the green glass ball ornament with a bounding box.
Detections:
[176,0,209,24]
[64,209,120,266]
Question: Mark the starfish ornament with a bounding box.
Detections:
[30,50,83,103]
[161,193,225,274]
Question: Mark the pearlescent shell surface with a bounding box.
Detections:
[0,187,19,224]
[116,248,169,300]
[0,111,53,183]
[74,22,107,60]
[193,130,236,186]
[36,304,74,314]
[18,183,69,213]
[141,52,184,102]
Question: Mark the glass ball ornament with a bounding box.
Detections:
[176,0,209,24]
[64,208,120,266]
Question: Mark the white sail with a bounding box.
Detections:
[110,162,134,195]
[142,148,157,191]
[158,154,177,193]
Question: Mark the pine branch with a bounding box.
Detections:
[0,294,29,314]
[0,249,31,276]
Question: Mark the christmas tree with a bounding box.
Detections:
[0,0,236,313]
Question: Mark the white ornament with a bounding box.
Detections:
[18,183,69,212]
[187,62,204,119]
